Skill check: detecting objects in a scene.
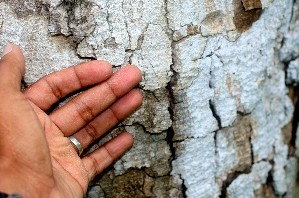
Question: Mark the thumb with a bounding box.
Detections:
[0,44,25,91]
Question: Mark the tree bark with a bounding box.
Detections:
[0,0,298,197]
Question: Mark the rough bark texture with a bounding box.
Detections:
[0,0,298,197]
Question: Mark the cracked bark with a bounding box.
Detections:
[0,0,299,197]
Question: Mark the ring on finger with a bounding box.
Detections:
[68,135,84,156]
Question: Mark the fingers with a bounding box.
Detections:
[72,89,142,148]
[0,44,25,91]
[24,60,113,110]
[50,65,142,135]
[82,132,133,181]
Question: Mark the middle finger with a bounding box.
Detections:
[49,65,142,136]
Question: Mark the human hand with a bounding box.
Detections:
[0,44,142,198]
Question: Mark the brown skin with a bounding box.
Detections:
[0,44,142,198]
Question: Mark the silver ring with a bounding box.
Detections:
[68,136,83,156]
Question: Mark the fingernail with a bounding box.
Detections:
[2,44,13,58]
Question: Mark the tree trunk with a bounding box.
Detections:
[0,0,298,197]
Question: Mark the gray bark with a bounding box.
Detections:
[0,0,299,197]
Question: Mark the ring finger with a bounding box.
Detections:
[72,89,142,150]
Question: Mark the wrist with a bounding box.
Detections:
[0,156,54,198]
[0,168,52,198]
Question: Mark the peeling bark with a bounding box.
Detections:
[0,0,298,197]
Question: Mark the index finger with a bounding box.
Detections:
[24,60,113,111]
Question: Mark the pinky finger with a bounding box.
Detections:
[82,132,133,182]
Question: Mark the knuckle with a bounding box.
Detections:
[84,123,98,142]
[73,100,95,124]
[43,77,64,100]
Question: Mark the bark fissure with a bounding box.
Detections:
[164,0,186,196]
[287,85,299,153]
[209,99,222,129]
[220,171,250,198]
